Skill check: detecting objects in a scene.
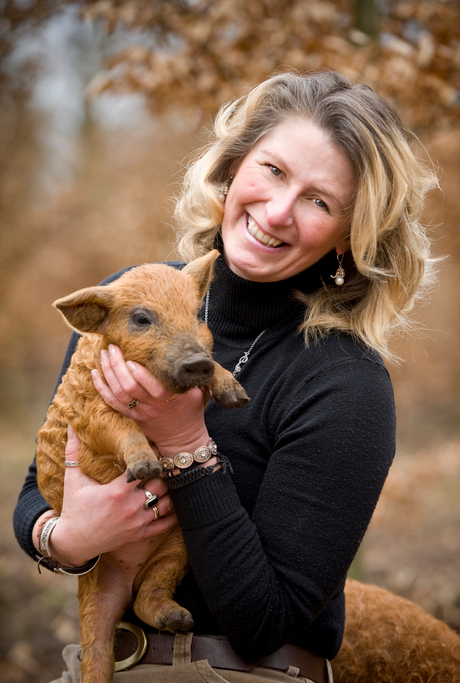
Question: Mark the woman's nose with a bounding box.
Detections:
[265,190,296,227]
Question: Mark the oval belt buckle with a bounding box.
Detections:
[114,621,148,672]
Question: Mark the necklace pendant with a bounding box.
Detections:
[233,353,249,376]
[205,287,268,377]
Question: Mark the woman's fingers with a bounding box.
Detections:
[92,344,209,453]
[94,346,189,416]
[143,477,168,497]
[138,476,178,533]
[99,346,152,405]
[105,346,152,401]
[141,479,175,519]
[65,424,80,460]
[145,511,178,535]
[63,425,93,488]
[91,366,126,413]
[53,424,177,565]
[94,345,177,417]
[125,360,178,401]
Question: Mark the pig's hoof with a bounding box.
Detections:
[216,384,250,409]
[156,609,194,633]
[126,459,162,482]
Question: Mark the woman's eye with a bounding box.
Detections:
[269,165,282,177]
[314,198,329,211]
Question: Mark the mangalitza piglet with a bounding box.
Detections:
[36,249,249,683]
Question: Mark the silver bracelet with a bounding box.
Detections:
[37,515,101,576]
[159,439,218,475]
[38,515,60,558]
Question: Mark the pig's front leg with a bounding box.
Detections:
[120,430,162,482]
[82,410,162,482]
[208,363,250,408]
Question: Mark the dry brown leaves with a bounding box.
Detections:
[75,0,460,131]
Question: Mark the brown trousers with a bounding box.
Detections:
[51,634,333,683]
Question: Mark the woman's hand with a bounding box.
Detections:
[92,344,210,457]
[35,426,177,568]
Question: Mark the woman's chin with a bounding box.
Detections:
[223,234,291,281]
[225,257,284,282]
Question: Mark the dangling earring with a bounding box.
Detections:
[331,253,345,286]
[219,182,229,200]
[219,175,234,201]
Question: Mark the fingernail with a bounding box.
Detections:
[127,361,136,373]
[67,424,75,440]
[91,369,98,382]
[101,349,108,362]
[108,344,116,357]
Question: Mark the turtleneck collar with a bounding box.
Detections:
[205,248,337,340]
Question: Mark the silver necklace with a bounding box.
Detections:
[204,289,267,377]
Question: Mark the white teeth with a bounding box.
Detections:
[247,216,283,247]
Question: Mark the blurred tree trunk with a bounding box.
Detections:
[354,0,381,37]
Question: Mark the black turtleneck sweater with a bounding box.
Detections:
[13,253,395,662]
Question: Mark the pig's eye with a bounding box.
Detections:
[129,307,157,331]
[133,313,151,326]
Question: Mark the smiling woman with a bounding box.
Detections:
[221,118,355,282]
[175,71,438,363]
[14,70,440,683]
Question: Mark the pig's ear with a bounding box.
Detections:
[182,249,219,301]
[53,286,114,334]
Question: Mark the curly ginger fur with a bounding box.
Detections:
[36,251,249,683]
[333,580,460,683]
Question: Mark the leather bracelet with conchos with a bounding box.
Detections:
[160,439,217,476]
[36,553,101,576]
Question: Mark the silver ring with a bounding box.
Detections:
[128,398,139,409]
[151,505,160,520]
[64,461,80,467]
[143,491,159,510]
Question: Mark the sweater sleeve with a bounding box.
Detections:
[169,356,395,661]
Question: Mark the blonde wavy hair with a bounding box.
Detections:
[174,71,439,363]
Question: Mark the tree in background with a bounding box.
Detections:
[78,0,460,130]
[0,5,459,682]
[1,0,459,129]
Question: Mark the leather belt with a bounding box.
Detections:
[114,623,327,683]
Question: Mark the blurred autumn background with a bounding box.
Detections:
[0,0,459,680]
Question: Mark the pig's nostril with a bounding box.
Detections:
[178,353,214,381]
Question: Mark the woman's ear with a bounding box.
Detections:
[336,236,351,255]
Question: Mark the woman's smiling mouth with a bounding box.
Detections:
[246,214,284,248]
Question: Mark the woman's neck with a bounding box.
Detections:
[204,251,334,340]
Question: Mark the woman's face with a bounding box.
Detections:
[221,117,356,282]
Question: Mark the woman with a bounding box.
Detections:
[14,71,438,683]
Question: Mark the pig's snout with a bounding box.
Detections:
[177,352,214,386]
